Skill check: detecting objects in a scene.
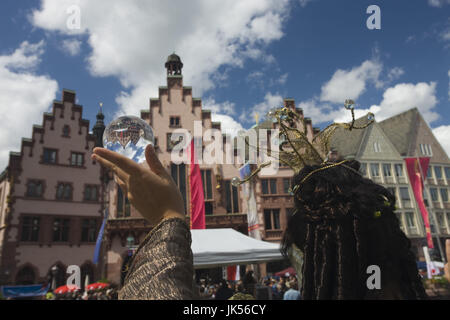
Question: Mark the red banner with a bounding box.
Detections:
[188,139,205,229]
[404,158,433,248]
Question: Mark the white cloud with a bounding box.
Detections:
[320,60,383,104]
[210,114,244,137]
[30,0,291,116]
[299,81,440,126]
[61,39,82,56]
[432,125,450,158]
[298,0,315,7]
[203,97,236,116]
[242,92,284,123]
[387,67,405,82]
[428,0,450,7]
[0,41,58,170]
[368,82,439,123]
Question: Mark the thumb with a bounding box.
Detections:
[145,144,165,175]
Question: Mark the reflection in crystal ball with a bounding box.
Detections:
[102,115,155,164]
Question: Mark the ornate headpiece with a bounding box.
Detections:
[233,100,374,190]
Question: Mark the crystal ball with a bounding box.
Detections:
[102,115,155,164]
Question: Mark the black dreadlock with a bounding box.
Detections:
[281,160,427,300]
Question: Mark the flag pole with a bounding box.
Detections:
[415,156,446,263]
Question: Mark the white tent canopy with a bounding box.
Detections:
[191,228,284,269]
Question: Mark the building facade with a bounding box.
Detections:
[0,89,105,287]
[332,109,450,260]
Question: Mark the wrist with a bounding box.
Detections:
[162,210,185,221]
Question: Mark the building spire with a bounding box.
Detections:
[93,102,106,147]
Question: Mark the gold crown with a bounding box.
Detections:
[233,100,374,187]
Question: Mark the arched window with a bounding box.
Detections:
[15,266,36,285]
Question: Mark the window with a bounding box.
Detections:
[52,218,70,242]
[167,133,183,151]
[116,186,131,218]
[373,142,381,153]
[282,178,292,194]
[447,212,450,230]
[445,167,450,179]
[264,209,281,230]
[436,212,447,234]
[43,148,57,164]
[394,164,403,177]
[359,163,367,176]
[169,116,181,127]
[204,202,213,215]
[420,144,433,156]
[21,217,40,242]
[56,183,72,200]
[62,125,70,137]
[26,180,44,198]
[81,219,97,242]
[224,180,239,213]
[261,179,277,195]
[84,185,98,201]
[382,164,392,177]
[430,188,439,202]
[370,163,380,177]
[399,187,410,200]
[440,188,448,202]
[171,163,187,211]
[434,166,443,179]
[201,170,213,200]
[71,152,84,167]
[405,212,417,234]
[427,167,432,179]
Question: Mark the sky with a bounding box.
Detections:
[0,0,449,170]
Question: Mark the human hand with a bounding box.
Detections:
[92,145,185,225]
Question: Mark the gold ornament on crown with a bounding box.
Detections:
[233,99,375,187]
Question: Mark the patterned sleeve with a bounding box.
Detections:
[118,217,197,300]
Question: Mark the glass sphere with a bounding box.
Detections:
[367,113,375,121]
[231,177,241,187]
[102,115,155,164]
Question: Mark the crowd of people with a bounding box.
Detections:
[197,271,301,300]
[45,285,119,300]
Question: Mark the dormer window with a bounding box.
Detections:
[373,142,381,153]
[420,144,433,156]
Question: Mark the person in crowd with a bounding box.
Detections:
[229,281,255,300]
[283,280,301,300]
[215,279,234,300]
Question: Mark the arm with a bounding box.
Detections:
[92,145,194,300]
[118,217,196,300]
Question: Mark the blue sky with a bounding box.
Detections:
[0,0,449,169]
